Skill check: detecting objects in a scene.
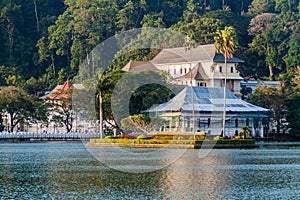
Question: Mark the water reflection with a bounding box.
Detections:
[0,142,300,199]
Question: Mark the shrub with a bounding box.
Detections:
[216,139,255,145]
[235,136,241,140]
[239,126,251,139]
[153,134,175,140]
[176,136,183,140]
[137,134,152,140]
[213,136,223,141]
[120,134,137,139]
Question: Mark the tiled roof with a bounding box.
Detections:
[43,80,84,100]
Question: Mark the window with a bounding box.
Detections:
[231,67,234,73]
[219,66,222,73]
[198,82,206,86]
[180,68,183,74]
[187,118,190,128]
[231,80,234,91]
[174,68,176,75]
[246,118,249,126]
[184,68,187,74]
[235,119,238,128]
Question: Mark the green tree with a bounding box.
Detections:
[203,10,251,46]
[0,0,65,79]
[121,114,150,133]
[248,0,276,15]
[48,87,73,132]
[214,26,238,137]
[0,86,36,132]
[0,66,24,86]
[239,126,251,139]
[248,85,290,134]
[38,0,118,81]
[141,11,165,28]
[96,69,124,132]
[121,114,164,133]
[173,17,225,44]
[129,83,174,115]
[283,25,300,73]
[116,0,146,31]
[0,2,21,63]
[248,13,287,78]
[285,67,300,136]
[286,94,300,136]
[23,76,49,96]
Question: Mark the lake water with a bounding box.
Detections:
[1,142,300,199]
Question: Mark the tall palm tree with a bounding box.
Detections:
[214,26,238,137]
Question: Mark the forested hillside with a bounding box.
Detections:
[0,0,299,135]
[0,0,299,88]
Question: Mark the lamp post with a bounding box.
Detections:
[191,68,196,141]
[185,35,196,141]
[98,93,103,139]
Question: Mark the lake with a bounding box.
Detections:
[1,142,300,199]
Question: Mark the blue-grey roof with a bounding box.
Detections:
[213,53,245,63]
[146,86,269,114]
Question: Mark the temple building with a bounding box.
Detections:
[152,44,244,98]
[146,86,270,137]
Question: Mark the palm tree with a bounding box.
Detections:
[214,26,238,137]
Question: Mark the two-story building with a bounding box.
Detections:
[151,44,244,97]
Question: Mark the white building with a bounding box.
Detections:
[146,86,270,137]
[151,44,244,98]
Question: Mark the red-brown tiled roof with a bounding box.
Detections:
[49,80,74,100]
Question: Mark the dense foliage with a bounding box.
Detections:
[0,0,298,83]
[0,0,299,134]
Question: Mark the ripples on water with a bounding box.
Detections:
[1,142,300,199]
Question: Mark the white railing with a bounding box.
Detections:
[0,131,101,139]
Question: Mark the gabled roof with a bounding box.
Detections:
[49,80,73,100]
[175,63,209,81]
[42,80,84,100]
[152,44,244,64]
[60,80,73,90]
[146,86,269,114]
[122,60,158,72]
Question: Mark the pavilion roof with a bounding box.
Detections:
[146,86,269,115]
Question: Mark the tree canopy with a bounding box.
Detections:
[0,0,299,134]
